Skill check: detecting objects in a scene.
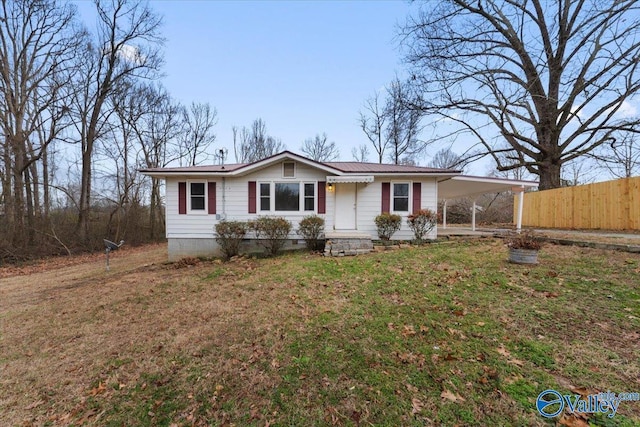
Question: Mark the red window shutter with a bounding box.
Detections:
[208,182,217,214]
[381,182,390,213]
[318,181,326,214]
[412,182,421,213]
[178,182,187,214]
[248,181,257,213]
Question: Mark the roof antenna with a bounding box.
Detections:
[104,239,124,271]
[216,148,228,169]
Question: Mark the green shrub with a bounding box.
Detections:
[374,213,402,241]
[250,216,292,256]
[407,209,438,243]
[214,220,248,260]
[297,215,325,251]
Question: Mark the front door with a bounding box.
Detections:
[335,183,357,230]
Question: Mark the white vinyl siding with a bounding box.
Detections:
[165,162,328,239]
[164,164,439,241]
[346,177,438,240]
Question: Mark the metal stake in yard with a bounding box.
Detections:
[104,239,124,271]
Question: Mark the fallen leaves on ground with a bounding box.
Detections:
[496,345,525,366]
[558,412,590,427]
[440,389,466,403]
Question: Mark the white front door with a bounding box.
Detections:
[335,183,357,230]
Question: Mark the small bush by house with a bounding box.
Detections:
[250,216,292,256]
[297,215,325,251]
[374,213,402,241]
[407,209,438,243]
[215,220,248,260]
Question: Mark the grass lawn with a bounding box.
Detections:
[1,239,639,426]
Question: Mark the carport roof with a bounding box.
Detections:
[438,175,538,199]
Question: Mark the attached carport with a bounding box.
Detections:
[437,175,538,232]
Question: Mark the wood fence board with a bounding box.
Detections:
[515,177,640,230]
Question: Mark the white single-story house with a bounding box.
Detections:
[140,151,537,260]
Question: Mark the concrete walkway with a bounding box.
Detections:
[438,225,640,253]
[437,226,494,237]
[532,228,640,241]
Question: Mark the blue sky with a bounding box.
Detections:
[148,0,420,164]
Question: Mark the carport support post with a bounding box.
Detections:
[471,199,477,232]
[514,186,525,232]
[442,199,447,229]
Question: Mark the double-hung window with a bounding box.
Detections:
[304,183,315,211]
[260,183,271,211]
[190,182,206,211]
[393,183,409,212]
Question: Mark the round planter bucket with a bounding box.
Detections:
[509,248,539,264]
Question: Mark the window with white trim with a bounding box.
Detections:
[393,183,409,212]
[260,183,270,211]
[258,182,316,212]
[190,182,206,211]
[304,183,315,211]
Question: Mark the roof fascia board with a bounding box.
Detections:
[369,172,461,178]
[453,175,538,187]
[140,171,230,178]
[230,151,344,176]
[141,170,463,179]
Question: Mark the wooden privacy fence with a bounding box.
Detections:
[515,176,640,230]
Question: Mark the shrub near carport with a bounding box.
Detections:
[407,209,438,243]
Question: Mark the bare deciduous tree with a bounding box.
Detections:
[428,148,464,170]
[300,133,339,161]
[138,85,182,238]
[359,91,388,163]
[178,102,218,166]
[593,131,640,179]
[385,78,423,164]
[72,0,163,243]
[0,0,80,247]
[351,144,370,162]
[233,118,284,163]
[360,79,425,164]
[402,0,640,189]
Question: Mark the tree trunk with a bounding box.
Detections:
[23,165,35,245]
[538,162,562,190]
[77,139,93,243]
[11,136,26,247]
[2,138,14,238]
[42,144,50,221]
